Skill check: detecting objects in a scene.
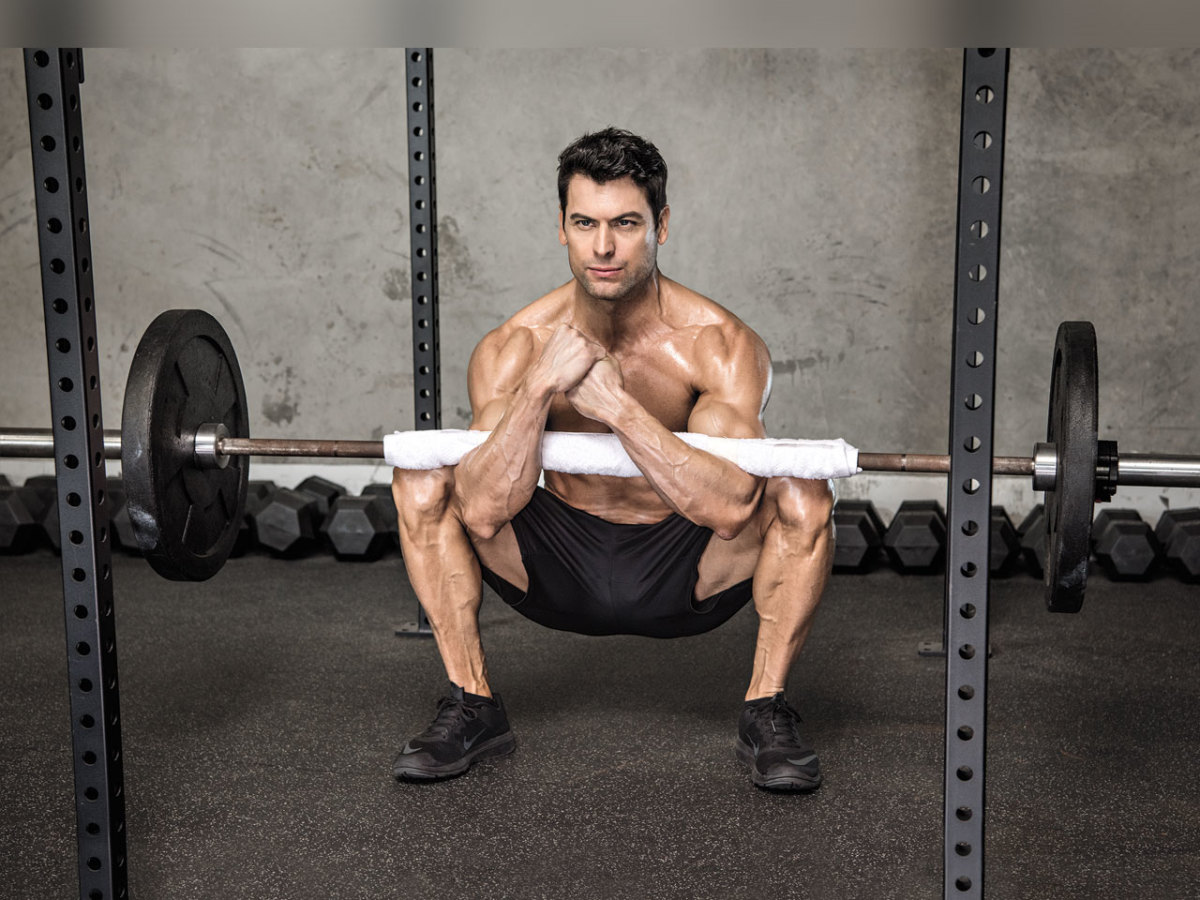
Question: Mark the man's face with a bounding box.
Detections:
[558,174,669,303]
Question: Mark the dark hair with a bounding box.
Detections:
[557,128,668,227]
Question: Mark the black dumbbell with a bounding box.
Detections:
[1092,508,1159,580]
[883,500,946,573]
[832,499,885,573]
[231,480,277,557]
[990,506,1022,575]
[0,486,40,553]
[321,494,394,561]
[1155,508,1200,581]
[1017,505,1046,577]
[252,487,323,557]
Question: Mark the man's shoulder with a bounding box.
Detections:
[661,277,769,363]
[471,284,573,366]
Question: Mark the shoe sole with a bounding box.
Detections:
[393,731,516,782]
[735,739,822,793]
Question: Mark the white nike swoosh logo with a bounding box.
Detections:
[401,741,421,755]
[463,730,487,751]
[788,755,818,766]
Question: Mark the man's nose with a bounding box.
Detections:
[593,224,615,257]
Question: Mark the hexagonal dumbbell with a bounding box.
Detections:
[295,475,347,521]
[361,482,400,550]
[231,480,277,557]
[0,486,40,553]
[320,494,394,561]
[1155,508,1200,581]
[989,506,1021,575]
[1017,505,1046,578]
[252,487,323,557]
[883,499,947,573]
[832,499,885,573]
[1092,508,1159,580]
[19,477,60,552]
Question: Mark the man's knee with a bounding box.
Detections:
[766,477,834,543]
[392,466,458,535]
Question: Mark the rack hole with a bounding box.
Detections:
[963,478,981,495]
[44,177,59,193]
[972,176,990,194]
[958,725,974,741]
[56,338,71,353]
[76,641,91,655]
[973,131,992,150]
[48,217,62,233]
[965,394,983,410]
[80,714,94,728]
[87,857,101,871]
[69,94,77,110]
[968,264,987,282]
[84,787,98,801]
[41,135,56,151]
[73,136,81,151]
[412,101,423,113]
[79,218,87,234]
[62,415,76,430]
[957,765,973,781]
[964,436,981,452]
[956,806,973,821]
[64,454,78,468]
[74,604,87,619]
[414,151,425,162]
[420,411,431,421]
[411,76,422,88]
[959,644,976,660]
[419,365,430,375]
[962,520,978,536]
[50,258,65,274]
[79,678,92,691]
[967,351,984,367]
[978,47,996,57]
[67,492,81,507]
[419,388,430,398]
[37,93,52,109]
[82,750,97,764]
[72,568,85,582]
[970,307,986,324]
[34,50,50,67]
[961,562,978,579]
[75,176,83,193]
[969,220,989,239]
[958,685,974,700]
[53,298,68,314]
[960,602,977,619]
[956,876,972,892]
[411,51,422,62]
[70,530,83,545]
[416,224,426,234]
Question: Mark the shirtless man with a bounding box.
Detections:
[391,128,833,792]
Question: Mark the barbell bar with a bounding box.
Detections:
[8,428,1200,488]
[3,310,1198,609]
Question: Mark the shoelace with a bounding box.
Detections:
[762,695,805,742]
[422,696,480,741]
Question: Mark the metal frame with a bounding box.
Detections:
[24,48,128,900]
[942,48,1009,899]
[397,47,439,637]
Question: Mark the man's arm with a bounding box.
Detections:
[454,323,605,539]
[565,324,770,540]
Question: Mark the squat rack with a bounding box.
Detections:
[20,48,1008,899]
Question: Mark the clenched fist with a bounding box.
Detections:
[529,324,607,395]
[565,355,625,424]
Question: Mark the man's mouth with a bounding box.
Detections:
[589,267,622,278]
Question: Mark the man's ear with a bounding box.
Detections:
[558,208,567,246]
[656,205,670,245]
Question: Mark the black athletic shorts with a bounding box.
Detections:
[480,487,753,638]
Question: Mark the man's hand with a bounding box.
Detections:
[528,324,607,395]
[565,355,625,425]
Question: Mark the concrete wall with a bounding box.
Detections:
[1,49,1197,516]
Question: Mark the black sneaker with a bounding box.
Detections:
[736,693,821,792]
[393,684,515,781]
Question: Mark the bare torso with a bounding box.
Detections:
[472,275,768,524]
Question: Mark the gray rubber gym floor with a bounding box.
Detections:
[2,549,1197,899]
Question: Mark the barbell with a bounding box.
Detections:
[3,310,1199,610]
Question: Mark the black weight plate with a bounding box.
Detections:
[121,310,249,581]
[1044,321,1098,613]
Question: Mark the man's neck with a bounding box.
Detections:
[571,271,664,349]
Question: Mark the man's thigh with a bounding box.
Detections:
[468,521,529,592]
[694,508,765,599]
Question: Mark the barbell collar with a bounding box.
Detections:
[1032,442,1058,491]
[194,422,230,470]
